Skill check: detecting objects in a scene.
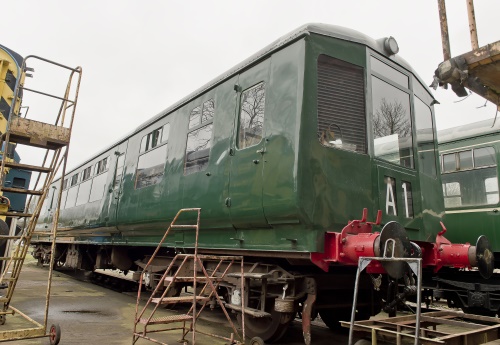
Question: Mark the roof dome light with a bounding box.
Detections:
[384,37,399,55]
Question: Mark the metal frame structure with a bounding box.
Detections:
[348,239,423,345]
[346,240,500,345]
[0,55,82,344]
[348,310,500,345]
[132,208,246,345]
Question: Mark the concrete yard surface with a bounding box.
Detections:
[2,260,352,345]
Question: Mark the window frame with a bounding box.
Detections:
[135,123,171,189]
[237,83,266,150]
[370,53,415,169]
[441,146,497,173]
[441,145,499,208]
[184,99,215,175]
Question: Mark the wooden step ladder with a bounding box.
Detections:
[0,54,82,344]
[132,208,245,345]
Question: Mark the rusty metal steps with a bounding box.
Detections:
[138,314,193,325]
[3,116,70,150]
[171,225,198,229]
[0,235,24,240]
[0,187,43,195]
[164,276,223,283]
[3,161,52,173]
[151,296,209,305]
[226,272,271,279]
[223,303,271,318]
[0,212,32,218]
[0,257,24,261]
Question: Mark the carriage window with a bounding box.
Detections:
[82,167,92,181]
[184,100,214,175]
[189,106,202,129]
[474,147,496,167]
[185,124,213,175]
[162,123,171,143]
[485,178,499,204]
[140,127,163,153]
[202,100,215,123]
[136,124,170,189]
[151,128,162,149]
[95,157,109,175]
[62,178,68,190]
[238,83,265,149]
[458,150,473,170]
[443,182,462,207]
[371,56,413,168]
[70,174,79,186]
[442,146,498,208]
[76,178,92,206]
[317,55,366,153]
[371,57,409,88]
[414,96,437,177]
[442,153,456,172]
[372,75,413,168]
[135,145,168,189]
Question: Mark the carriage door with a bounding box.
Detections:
[45,185,58,228]
[106,141,128,226]
[228,59,270,228]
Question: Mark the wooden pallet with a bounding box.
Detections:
[342,311,500,345]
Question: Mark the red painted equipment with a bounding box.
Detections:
[417,222,493,278]
[311,209,383,272]
[311,210,494,279]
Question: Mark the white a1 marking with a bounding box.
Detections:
[386,180,397,216]
[402,182,410,218]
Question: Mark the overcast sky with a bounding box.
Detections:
[2,1,499,169]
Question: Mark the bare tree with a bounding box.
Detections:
[241,85,265,132]
[373,98,411,138]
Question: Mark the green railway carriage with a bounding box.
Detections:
[30,24,486,342]
[418,120,500,316]
[438,120,500,257]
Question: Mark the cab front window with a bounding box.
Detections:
[371,56,413,168]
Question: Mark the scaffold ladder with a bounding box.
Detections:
[132,208,245,345]
[0,55,82,344]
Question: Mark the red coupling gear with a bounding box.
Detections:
[418,222,474,273]
[311,209,383,272]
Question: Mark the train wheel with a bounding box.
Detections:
[320,305,374,332]
[354,340,371,345]
[249,336,265,345]
[49,324,61,345]
[237,309,293,343]
[319,308,350,331]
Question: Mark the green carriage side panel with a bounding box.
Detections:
[298,33,374,236]
[34,24,451,258]
[228,58,271,229]
[438,124,500,253]
[261,41,305,227]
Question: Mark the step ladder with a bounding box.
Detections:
[0,54,82,344]
[133,208,245,345]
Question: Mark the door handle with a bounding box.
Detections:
[253,159,260,164]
